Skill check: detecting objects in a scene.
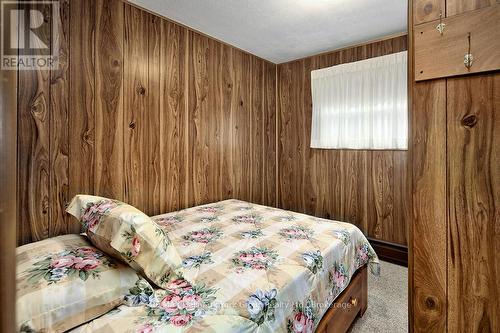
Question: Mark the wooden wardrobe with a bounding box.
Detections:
[410,0,499,332]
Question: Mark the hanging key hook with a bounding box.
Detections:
[464,32,473,69]
[436,11,445,35]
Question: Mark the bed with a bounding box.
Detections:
[66,199,379,333]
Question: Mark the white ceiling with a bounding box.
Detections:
[129,0,407,64]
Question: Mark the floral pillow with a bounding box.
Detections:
[16,234,154,333]
[66,195,182,288]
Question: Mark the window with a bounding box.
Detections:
[310,51,408,150]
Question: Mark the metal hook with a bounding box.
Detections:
[464,32,473,69]
[436,11,445,35]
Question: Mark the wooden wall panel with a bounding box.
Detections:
[94,0,124,200]
[68,0,95,228]
[188,32,213,206]
[300,57,318,217]
[411,0,500,331]
[414,5,500,81]
[17,0,276,245]
[413,0,445,25]
[277,35,409,246]
[232,51,252,202]
[159,20,187,213]
[263,61,277,207]
[447,74,499,332]
[124,4,149,210]
[393,151,409,245]
[277,62,293,210]
[49,0,70,237]
[411,80,447,332]
[221,44,235,200]
[446,0,497,15]
[17,0,408,252]
[210,39,224,204]
[17,2,51,244]
[250,57,264,204]
[147,15,161,215]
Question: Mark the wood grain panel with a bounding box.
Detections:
[17,0,275,245]
[49,0,70,236]
[340,150,361,226]
[18,2,51,244]
[393,151,409,245]
[147,14,161,215]
[413,0,445,25]
[411,1,500,332]
[371,151,385,239]
[188,32,211,206]
[232,50,252,202]
[277,35,408,246]
[207,37,223,203]
[94,0,124,200]
[301,57,318,217]
[250,57,264,204]
[68,0,95,231]
[159,20,187,212]
[220,44,236,200]
[381,153,395,243]
[447,74,499,333]
[263,61,277,207]
[411,80,447,332]
[277,61,292,210]
[414,5,500,81]
[447,0,497,16]
[124,4,149,210]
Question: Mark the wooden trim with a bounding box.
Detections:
[316,265,368,333]
[274,64,279,207]
[0,0,18,330]
[407,0,414,332]
[368,237,408,267]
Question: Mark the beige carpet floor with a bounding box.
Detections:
[348,260,408,333]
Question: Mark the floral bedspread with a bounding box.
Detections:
[70,199,379,333]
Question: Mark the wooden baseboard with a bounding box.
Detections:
[368,238,408,267]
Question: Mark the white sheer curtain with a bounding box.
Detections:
[310,51,408,150]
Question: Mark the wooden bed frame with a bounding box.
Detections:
[316,265,368,333]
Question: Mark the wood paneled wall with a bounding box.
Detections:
[411,1,500,332]
[17,0,410,249]
[16,1,410,247]
[276,36,409,246]
[17,0,276,245]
